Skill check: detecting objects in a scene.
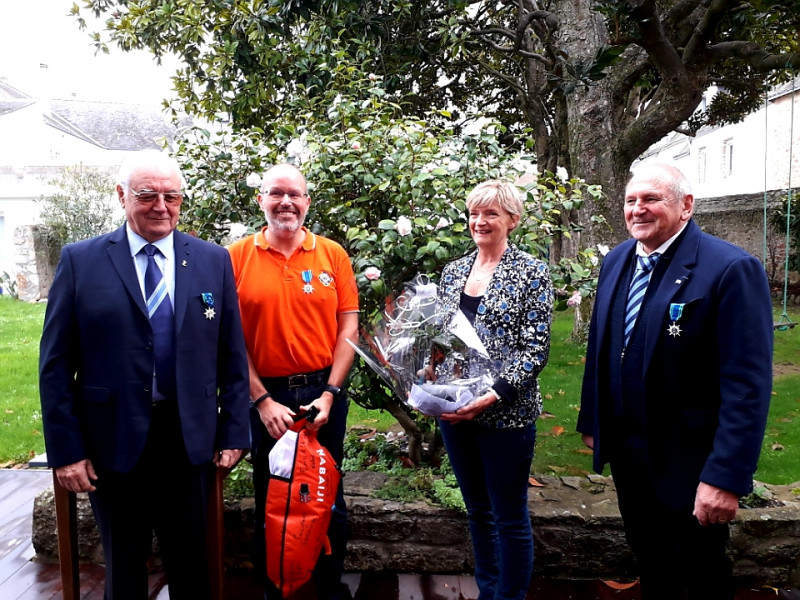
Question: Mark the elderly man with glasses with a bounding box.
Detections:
[39,149,251,600]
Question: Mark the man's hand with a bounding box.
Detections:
[581,434,595,450]
[299,393,334,431]
[214,448,244,470]
[257,398,297,439]
[693,481,738,526]
[55,459,98,493]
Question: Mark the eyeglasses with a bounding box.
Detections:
[129,188,183,205]
[264,189,308,201]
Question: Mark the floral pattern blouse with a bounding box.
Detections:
[437,244,553,429]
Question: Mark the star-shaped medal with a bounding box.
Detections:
[204,307,216,320]
[667,322,681,337]
[301,270,314,294]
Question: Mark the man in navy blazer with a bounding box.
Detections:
[39,150,251,600]
[577,163,772,600]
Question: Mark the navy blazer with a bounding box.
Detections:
[577,220,773,506]
[40,226,251,473]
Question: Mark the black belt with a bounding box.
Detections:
[262,367,330,389]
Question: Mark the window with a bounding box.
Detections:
[722,139,734,178]
[697,147,707,183]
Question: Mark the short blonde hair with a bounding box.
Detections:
[465,180,524,219]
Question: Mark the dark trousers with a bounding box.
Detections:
[89,402,214,600]
[251,375,349,600]
[610,453,733,600]
[439,419,536,600]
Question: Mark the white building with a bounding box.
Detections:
[636,79,800,201]
[0,79,187,296]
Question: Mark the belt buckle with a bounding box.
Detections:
[288,374,307,388]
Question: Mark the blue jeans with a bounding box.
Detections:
[439,419,536,600]
[251,378,349,600]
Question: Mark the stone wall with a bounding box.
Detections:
[31,472,800,587]
[693,189,795,288]
[12,225,55,302]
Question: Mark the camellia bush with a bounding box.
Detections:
[171,54,604,463]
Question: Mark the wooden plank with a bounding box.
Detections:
[207,468,225,600]
[52,471,80,600]
[5,561,61,600]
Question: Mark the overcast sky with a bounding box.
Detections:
[0,0,178,104]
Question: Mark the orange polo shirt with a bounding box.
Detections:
[228,227,359,378]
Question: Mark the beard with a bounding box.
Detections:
[266,208,306,233]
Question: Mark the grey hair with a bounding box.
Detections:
[117,149,184,188]
[629,163,692,201]
[465,179,525,219]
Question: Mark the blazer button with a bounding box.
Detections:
[145,342,153,350]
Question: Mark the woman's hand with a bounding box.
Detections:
[439,391,498,423]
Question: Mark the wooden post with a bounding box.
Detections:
[52,471,80,600]
[208,468,225,600]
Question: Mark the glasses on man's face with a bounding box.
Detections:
[264,189,308,202]
[129,188,183,205]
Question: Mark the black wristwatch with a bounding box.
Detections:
[324,384,342,398]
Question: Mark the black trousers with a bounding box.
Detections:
[610,453,733,600]
[89,402,214,600]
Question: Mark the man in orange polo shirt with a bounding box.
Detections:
[228,163,359,600]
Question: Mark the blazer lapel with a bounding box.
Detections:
[107,226,148,319]
[173,231,193,332]
[595,240,635,358]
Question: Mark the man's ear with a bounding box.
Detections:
[681,194,695,221]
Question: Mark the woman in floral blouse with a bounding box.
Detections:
[437,179,553,600]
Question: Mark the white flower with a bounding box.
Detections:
[395,216,413,236]
[598,244,610,256]
[567,291,582,308]
[286,138,305,158]
[351,141,361,150]
[245,173,262,188]
[556,166,569,182]
[589,254,599,266]
[368,73,377,81]
[435,216,449,230]
[364,267,381,281]
[446,159,462,172]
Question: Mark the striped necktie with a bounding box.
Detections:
[143,244,175,398]
[624,253,661,347]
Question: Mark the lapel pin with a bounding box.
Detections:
[182,260,188,267]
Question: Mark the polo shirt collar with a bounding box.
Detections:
[254,226,316,251]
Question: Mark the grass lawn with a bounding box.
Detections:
[3,294,800,484]
[0,296,47,466]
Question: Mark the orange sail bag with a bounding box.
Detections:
[265,415,341,598]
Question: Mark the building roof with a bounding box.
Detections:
[0,79,189,151]
[44,99,183,150]
[0,80,35,117]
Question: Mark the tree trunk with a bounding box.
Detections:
[381,399,424,465]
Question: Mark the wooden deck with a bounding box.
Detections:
[0,468,793,600]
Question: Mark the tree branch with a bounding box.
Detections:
[682,0,735,64]
[709,42,800,71]
[628,0,690,84]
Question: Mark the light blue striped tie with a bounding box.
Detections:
[143,244,175,397]
[624,253,660,347]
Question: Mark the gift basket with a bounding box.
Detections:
[348,275,497,417]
